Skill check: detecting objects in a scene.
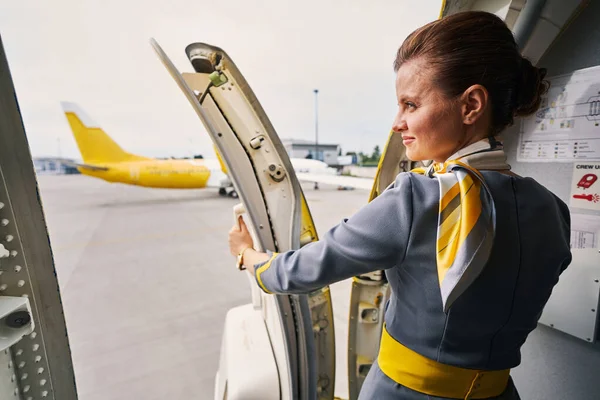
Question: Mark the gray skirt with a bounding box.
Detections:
[358,361,521,400]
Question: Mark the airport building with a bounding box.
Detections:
[33,157,80,175]
[282,138,340,166]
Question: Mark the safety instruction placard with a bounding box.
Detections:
[570,212,600,249]
[517,65,600,162]
[570,162,600,210]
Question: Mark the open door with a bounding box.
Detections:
[151,40,336,400]
[0,36,78,400]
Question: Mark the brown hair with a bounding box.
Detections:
[394,11,549,134]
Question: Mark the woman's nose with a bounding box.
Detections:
[392,112,407,133]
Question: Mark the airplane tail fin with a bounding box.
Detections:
[60,102,149,163]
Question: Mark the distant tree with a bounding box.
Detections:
[354,146,381,166]
[371,145,381,161]
[358,152,367,164]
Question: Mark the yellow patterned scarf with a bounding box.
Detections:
[412,138,510,312]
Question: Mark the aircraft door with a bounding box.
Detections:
[0,36,78,400]
[151,40,336,400]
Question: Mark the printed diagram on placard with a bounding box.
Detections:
[573,173,598,204]
[573,173,599,204]
[518,65,600,162]
[570,213,600,249]
[576,173,598,189]
[570,163,600,210]
[536,94,600,126]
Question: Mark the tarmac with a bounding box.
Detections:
[37,174,600,400]
[38,174,366,400]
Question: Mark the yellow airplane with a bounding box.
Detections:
[60,102,237,196]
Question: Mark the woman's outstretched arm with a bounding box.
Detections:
[228,173,414,294]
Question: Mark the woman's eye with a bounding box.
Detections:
[405,101,417,109]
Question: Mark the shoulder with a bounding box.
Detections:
[375,172,439,216]
[392,171,439,198]
[512,175,570,222]
[361,173,417,218]
[483,171,562,205]
[482,171,571,226]
[388,171,435,189]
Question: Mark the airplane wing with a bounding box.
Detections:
[75,163,109,172]
[61,159,109,172]
[296,172,374,190]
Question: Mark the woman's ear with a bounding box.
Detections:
[461,84,489,125]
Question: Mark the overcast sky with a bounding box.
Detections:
[1,0,441,160]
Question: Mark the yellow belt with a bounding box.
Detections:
[378,326,510,399]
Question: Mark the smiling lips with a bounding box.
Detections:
[402,136,415,145]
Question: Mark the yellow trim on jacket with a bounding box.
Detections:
[255,252,279,294]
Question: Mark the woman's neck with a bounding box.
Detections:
[434,135,491,163]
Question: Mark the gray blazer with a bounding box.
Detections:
[255,171,571,372]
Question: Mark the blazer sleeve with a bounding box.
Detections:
[254,173,414,294]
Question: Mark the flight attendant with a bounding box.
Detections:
[229,11,571,399]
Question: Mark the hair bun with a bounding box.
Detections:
[515,58,549,117]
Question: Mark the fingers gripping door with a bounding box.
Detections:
[151,40,336,400]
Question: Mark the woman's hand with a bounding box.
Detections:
[228,216,254,256]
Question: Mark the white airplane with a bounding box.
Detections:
[292,158,374,191]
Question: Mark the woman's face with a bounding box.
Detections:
[392,60,467,162]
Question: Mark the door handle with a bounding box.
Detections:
[233,202,263,309]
